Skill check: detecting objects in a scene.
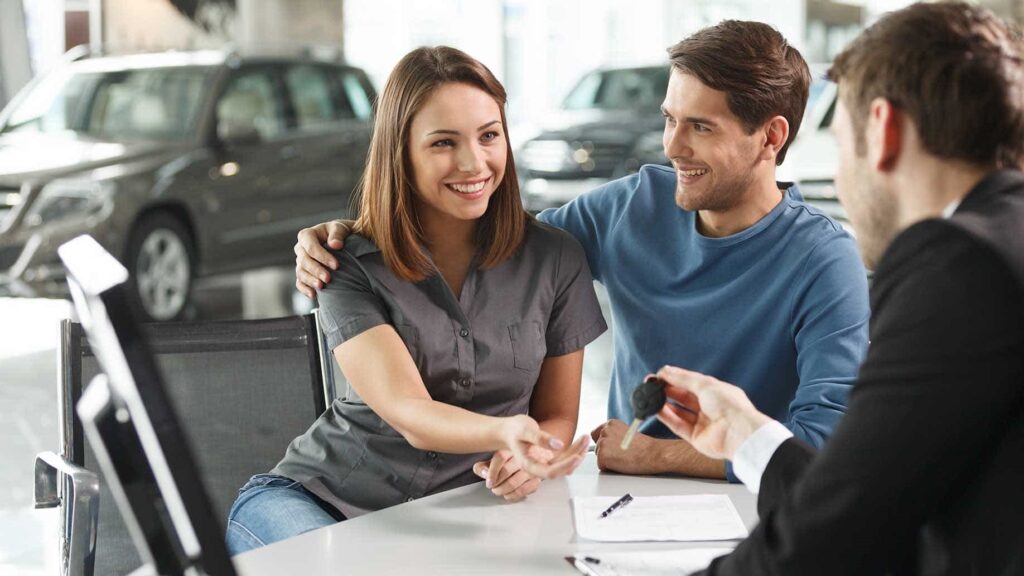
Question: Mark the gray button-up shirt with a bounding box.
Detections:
[272,219,607,517]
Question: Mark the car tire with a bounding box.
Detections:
[125,212,194,322]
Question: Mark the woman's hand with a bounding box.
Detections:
[495,415,589,482]
[472,447,549,502]
[474,428,589,502]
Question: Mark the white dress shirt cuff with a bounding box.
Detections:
[732,421,793,494]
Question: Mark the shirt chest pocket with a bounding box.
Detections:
[508,320,546,372]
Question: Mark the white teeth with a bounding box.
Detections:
[680,168,709,177]
[449,181,486,193]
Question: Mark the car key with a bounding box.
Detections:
[620,376,667,450]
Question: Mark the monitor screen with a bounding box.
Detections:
[60,235,237,576]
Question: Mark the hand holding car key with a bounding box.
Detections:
[620,376,668,450]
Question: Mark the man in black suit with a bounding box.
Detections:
[655,3,1024,575]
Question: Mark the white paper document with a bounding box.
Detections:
[572,495,748,542]
[569,547,734,576]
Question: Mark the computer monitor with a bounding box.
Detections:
[59,235,237,576]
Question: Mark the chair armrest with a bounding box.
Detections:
[35,451,99,576]
[34,451,97,508]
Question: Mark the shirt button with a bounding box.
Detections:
[459,377,471,387]
[459,328,469,338]
[406,497,415,502]
[427,451,437,460]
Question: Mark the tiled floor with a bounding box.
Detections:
[0,276,614,574]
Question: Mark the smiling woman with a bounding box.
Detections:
[224,46,607,556]
[353,46,524,283]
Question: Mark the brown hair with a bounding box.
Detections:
[667,20,810,165]
[353,46,526,281]
[828,2,1024,169]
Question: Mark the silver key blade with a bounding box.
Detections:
[620,418,642,450]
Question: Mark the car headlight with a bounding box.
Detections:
[24,179,115,227]
[632,130,667,166]
[519,140,572,172]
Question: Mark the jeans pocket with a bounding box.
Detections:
[239,473,299,494]
[230,474,301,522]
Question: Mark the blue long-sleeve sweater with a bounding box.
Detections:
[539,165,870,480]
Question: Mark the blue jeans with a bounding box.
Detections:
[225,474,346,556]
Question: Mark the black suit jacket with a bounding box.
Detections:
[700,171,1024,576]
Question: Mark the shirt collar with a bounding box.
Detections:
[941,199,962,219]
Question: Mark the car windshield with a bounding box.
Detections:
[562,67,669,111]
[1,64,212,142]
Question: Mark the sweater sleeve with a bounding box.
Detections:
[782,231,870,448]
[537,176,633,284]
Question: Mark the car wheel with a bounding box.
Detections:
[126,213,194,322]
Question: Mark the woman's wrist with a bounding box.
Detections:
[493,414,523,452]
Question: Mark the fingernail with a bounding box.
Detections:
[549,438,565,450]
[486,479,493,489]
[480,467,488,478]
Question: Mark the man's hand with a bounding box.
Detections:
[590,420,665,475]
[655,365,773,461]
[294,219,355,298]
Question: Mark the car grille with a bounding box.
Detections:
[1,187,21,229]
[0,244,24,271]
[520,140,631,179]
[0,185,21,199]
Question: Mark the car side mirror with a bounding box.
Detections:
[216,119,261,147]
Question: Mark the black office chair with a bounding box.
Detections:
[34,311,337,576]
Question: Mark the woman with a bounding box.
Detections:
[225,46,606,554]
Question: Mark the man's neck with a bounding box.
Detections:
[894,157,994,230]
[697,179,785,238]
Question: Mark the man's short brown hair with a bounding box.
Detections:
[829,2,1024,169]
[668,20,811,165]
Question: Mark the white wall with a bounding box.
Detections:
[0,0,32,106]
[102,0,224,51]
[342,0,805,143]
[235,0,344,53]
[343,0,504,88]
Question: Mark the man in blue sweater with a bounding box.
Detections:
[293,22,869,482]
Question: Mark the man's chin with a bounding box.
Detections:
[675,189,700,211]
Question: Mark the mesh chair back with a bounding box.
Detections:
[58,314,327,576]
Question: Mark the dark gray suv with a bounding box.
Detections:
[517,65,670,211]
[0,49,375,320]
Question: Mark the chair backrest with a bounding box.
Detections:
[57,313,329,575]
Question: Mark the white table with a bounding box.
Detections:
[233,455,757,575]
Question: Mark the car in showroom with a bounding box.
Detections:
[516,64,845,228]
[0,48,375,320]
[516,65,671,212]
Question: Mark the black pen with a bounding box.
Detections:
[598,493,633,519]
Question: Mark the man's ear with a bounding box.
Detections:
[867,98,901,171]
[761,116,790,162]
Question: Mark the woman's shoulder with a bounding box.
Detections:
[522,218,588,262]
[525,218,580,248]
[317,234,382,290]
[339,233,382,259]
